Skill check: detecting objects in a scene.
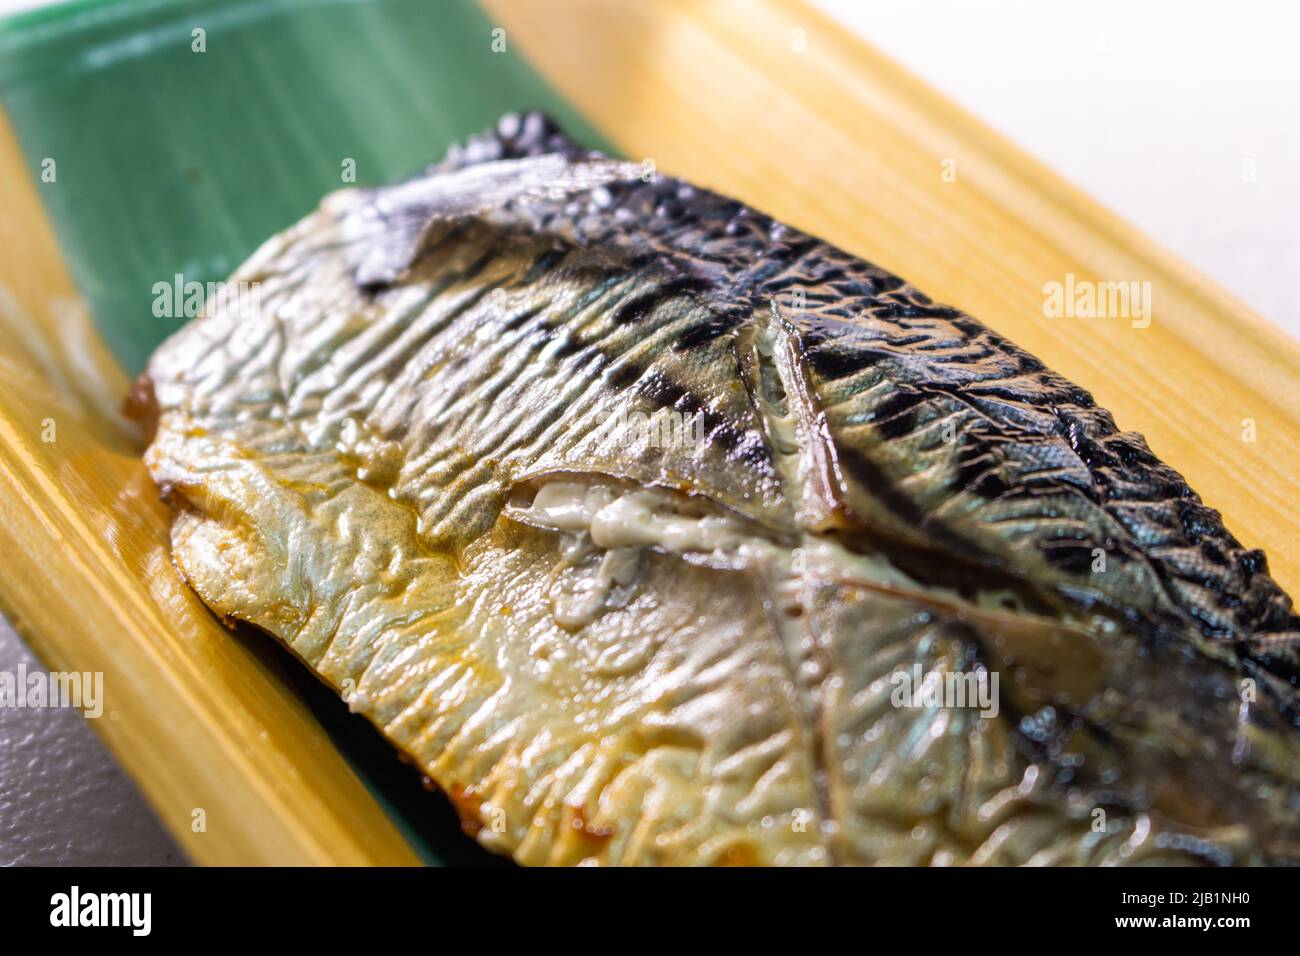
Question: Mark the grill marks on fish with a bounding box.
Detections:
[141,113,1300,865]
[610,276,713,325]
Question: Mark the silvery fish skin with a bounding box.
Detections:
[141,113,1300,865]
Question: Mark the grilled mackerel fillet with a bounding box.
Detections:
[140,113,1300,865]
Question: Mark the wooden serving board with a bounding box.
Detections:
[1,0,1296,865]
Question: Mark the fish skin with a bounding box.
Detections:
[141,112,1300,865]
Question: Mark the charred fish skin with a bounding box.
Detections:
[141,112,1300,865]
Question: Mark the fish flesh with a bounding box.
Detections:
[138,112,1300,865]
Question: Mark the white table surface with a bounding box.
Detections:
[0,0,1295,865]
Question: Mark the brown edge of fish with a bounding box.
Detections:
[122,373,160,447]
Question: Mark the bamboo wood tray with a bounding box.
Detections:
[2,0,1296,865]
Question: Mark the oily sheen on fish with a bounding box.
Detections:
[139,113,1300,865]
